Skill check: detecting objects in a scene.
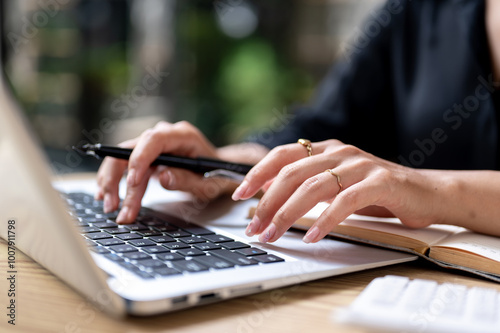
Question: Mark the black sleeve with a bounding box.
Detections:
[251,0,403,161]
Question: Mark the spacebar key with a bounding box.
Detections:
[209,249,259,266]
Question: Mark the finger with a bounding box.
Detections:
[95,157,128,213]
[231,144,308,201]
[158,167,233,200]
[247,155,341,238]
[258,170,341,243]
[303,178,385,243]
[127,121,216,189]
[95,138,138,212]
[116,167,155,224]
[233,139,343,201]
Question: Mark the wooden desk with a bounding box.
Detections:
[3,236,500,332]
[2,175,500,333]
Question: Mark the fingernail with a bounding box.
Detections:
[103,193,112,213]
[127,169,136,187]
[245,219,257,237]
[165,170,175,188]
[232,180,248,201]
[303,226,320,244]
[116,206,129,224]
[259,223,276,243]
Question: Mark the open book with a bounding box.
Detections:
[248,203,500,283]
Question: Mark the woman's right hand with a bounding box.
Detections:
[95,121,233,224]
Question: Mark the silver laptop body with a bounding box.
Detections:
[0,78,415,316]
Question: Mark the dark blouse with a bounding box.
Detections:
[254,0,499,170]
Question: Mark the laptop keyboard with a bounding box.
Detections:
[64,192,284,279]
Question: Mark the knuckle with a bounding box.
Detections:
[271,144,293,157]
[300,175,322,193]
[339,188,361,209]
[154,120,170,129]
[278,163,300,180]
[273,207,292,228]
[337,144,360,156]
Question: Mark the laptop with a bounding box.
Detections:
[0,77,416,317]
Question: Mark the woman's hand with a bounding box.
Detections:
[232,139,441,243]
[95,121,234,224]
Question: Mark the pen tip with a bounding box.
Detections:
[72,143,95,155]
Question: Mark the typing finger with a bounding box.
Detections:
[116,167,155,224]
[95,157,128,213]
[95,138,138,212]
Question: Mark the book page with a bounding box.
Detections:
[430,231,500,262]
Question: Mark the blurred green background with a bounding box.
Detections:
[0,0,382,173]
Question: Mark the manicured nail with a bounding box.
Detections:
[116,206,129,224]
[259,223,276,243]
[127,169,136,187]
[165,170,175,188]
[103,193,112,213]
[246,216,260,237]
[232,180,248,201]
[245,220,256,236]
[303,226,320,244]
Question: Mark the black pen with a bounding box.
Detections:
[72,143,253,182]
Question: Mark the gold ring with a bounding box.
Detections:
[325,169,342,194]
[297,138,313,157]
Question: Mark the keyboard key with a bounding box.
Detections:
[83,217,107,224]
[171,259,209,273]
[86,232,113,240]
[192,255,234,269]
[156,252,184,261]
[235,248,267,256]
[149,235,175,243]
[104,227,131,235]
[108,244,137,253]
[202,234,234,243]
[152,225,177,232]
[103,253,124,262]
[193,242,222,251]
[96,238,125,247]
[152,266,182,277]
[139,218,164,226]
[178,236,206,244]
[116,233,143,241]
[176,248,206,257]
[220,241,250,250]
[136,259,167,269]
[81,226,101,233]
[142,246,170,254]
[121,252,151,261]
[93,222,119,229]
[128,239,156,247]
[252,254,285,263]
[208,250,258,266]
[136,230,162,237]
[181,227,215,236]
[122,223,149,232]
[165,230,191,238]
[90,246,110,254]
[163,242,191,250]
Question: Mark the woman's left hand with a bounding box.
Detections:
[232,139,439,243]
